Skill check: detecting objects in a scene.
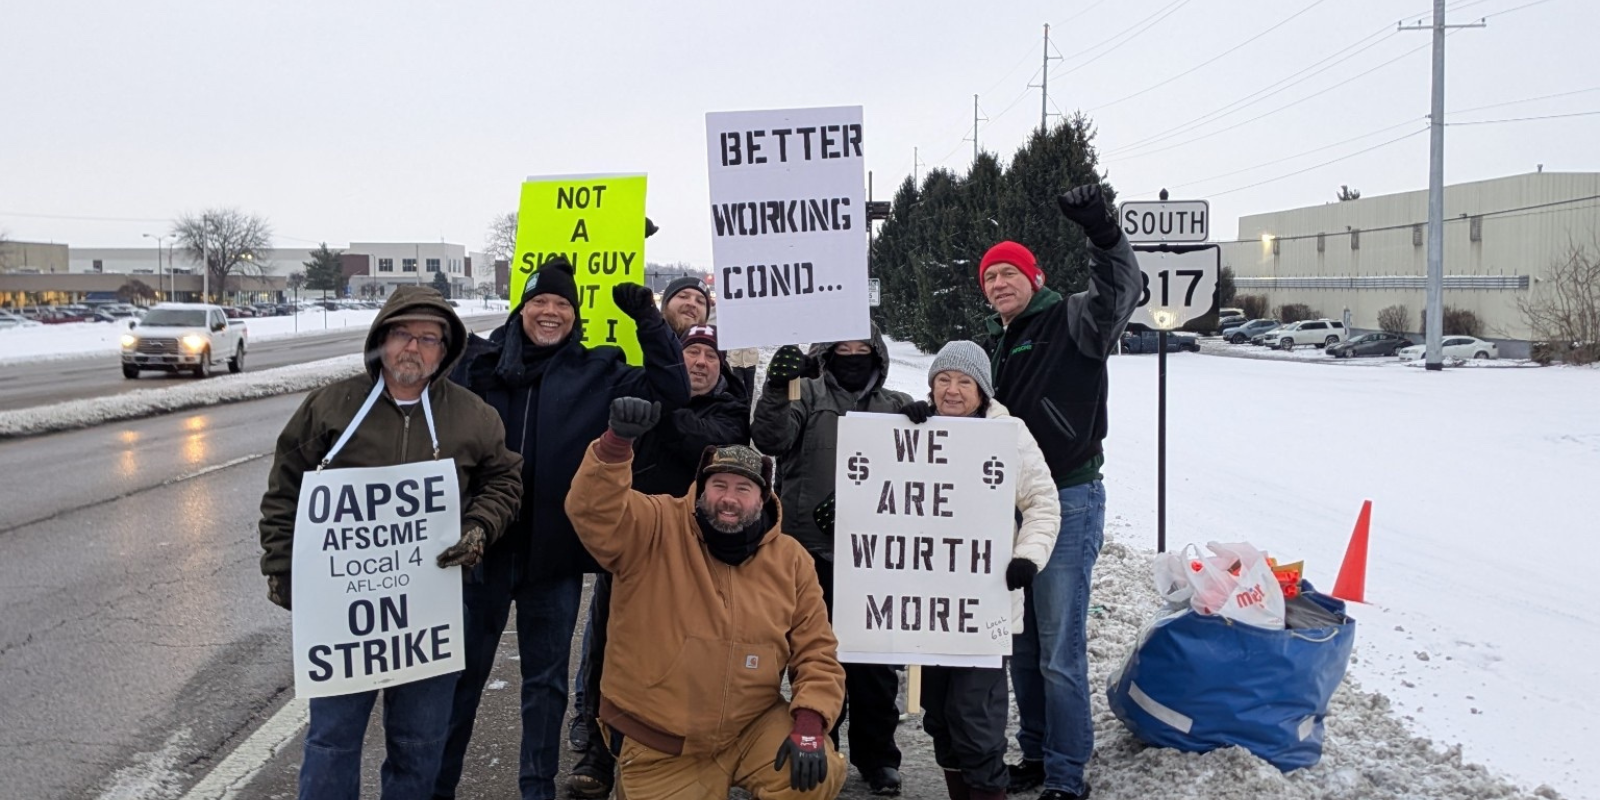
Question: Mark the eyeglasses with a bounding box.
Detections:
[387,329,445,349]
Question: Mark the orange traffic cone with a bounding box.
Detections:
[1331,500,1371,603]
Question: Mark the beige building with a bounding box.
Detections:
[1220,171,1600,357]
[0,241,70,274]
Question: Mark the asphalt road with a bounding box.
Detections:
[0,389,970,800]
[0,313,504,411]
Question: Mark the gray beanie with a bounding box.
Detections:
[928,340,994,398]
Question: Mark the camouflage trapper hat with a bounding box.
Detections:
[696,444,775,497]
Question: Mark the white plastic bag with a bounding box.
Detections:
[1163,542,1286,630]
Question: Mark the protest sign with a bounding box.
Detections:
[833,412,1017,668]
[510,173,648,364]
[705,106,870,350]
[292,461,463,698]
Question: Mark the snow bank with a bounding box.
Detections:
[0,302,510,367]
[0,354,364,438]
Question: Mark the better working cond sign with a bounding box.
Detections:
[511,174,648,364]
[705,106,871,351]
[833,413,1016,668]
[291,462,463,698]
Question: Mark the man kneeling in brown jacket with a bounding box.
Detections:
[565,397,848,799]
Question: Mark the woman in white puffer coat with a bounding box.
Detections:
[898,340,1061,800]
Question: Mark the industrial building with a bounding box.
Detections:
[1220,171,1600,358]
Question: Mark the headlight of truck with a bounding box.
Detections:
[120,334,137,349]
[182,334,207,351]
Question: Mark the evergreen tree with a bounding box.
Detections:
[430,269,451,298]
[303,243,345,293]
[871,114,1111,352]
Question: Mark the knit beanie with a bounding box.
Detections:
[928,340,994,399]
[978,241,1045,291]
[680,323,719,354]
[662,276,711,311]
[525,256,579,309]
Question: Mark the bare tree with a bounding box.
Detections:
[1378,304,1410,334]
[1337,185,1361,201]
[172,208,273,302]
[1519,239,1600,364]
[485,212,518,265]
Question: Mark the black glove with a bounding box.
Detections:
[1005,557,1039,591]
[813,493,836,538]
[1057,184,1122,249]
[774,709,829,792]
[766,345,817,386]
[267,573,291,610]
[437,524,486,568]
[901,400,934,424]
[609,397,660,439]
[612,283,660,322]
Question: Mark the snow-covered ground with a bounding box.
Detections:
[0,301,510,367]
[876,338,1596,799]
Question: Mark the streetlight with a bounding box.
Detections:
[142,233,167,300]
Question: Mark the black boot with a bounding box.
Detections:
[565,745,615,799]
[1006,759,1045,792]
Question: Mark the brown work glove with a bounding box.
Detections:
[437,524,487,568]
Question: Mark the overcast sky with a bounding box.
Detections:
[2,0,1593,265]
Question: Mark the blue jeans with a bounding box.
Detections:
[434,554,583,800]
[1010,481,1105,795]
[299,671,458,800]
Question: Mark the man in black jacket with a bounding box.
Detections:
[434,256,691,800]
[564,323,751,798]
[982,184,1141,800]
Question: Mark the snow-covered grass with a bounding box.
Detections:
[0,301,510,367]
[874,338,1592,799]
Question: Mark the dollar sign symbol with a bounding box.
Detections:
[982,457,1005,489]
[847,453,871,485]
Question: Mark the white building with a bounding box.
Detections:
[346,241,469,292]
[1219,171,1600,357]
[68,247,316,276]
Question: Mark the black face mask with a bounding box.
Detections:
[696,505,772,566]
[829,353,876,392]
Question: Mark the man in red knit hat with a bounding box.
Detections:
[979,183,1142,800]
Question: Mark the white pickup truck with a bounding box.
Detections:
[120,303,247,379]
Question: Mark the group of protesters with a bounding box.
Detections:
[257,182,1141,800]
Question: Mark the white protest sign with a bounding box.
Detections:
[834,413,1016,668]
[1128,244,1221,331]
[1118,200,1210,243]
[292,461,464,698]
[705,106,870,350]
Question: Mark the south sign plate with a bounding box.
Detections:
[1118,200,1209,243]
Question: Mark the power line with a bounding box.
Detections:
[1087,0,1331,112]
[1109,33,1438,162]
[1449,85,1600,115]
[1213,192,1600,244]
[1104,26,1398,156]
[1204,128,1428,198]
[1446,109,1600,125]
[1050,0,1194,82]
[1139,117,1426,195]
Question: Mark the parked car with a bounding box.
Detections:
[120,303,248,378]
[1396,336,1499,361]
[1325,332,1414,358]
[1121,329,1200,354]
[1218,307,1244,319]
[1273,319,1347,350]
[1223,319,1281,344]
[0,310,43,329]
[1215,313,1248,333]
[37,307,94,324]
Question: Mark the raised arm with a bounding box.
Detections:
[751,345,817,456]
[564,398,668,574]
[612,283,691,408]
[1058,184,1143,359]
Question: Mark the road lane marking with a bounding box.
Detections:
[176,698,309,800]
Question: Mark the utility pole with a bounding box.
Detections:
[965,94,988,162]
[1401,2,1484,370]
[913,147,925,187]
[1030,24,1062,135]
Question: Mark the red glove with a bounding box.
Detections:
[773,708,828,791]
